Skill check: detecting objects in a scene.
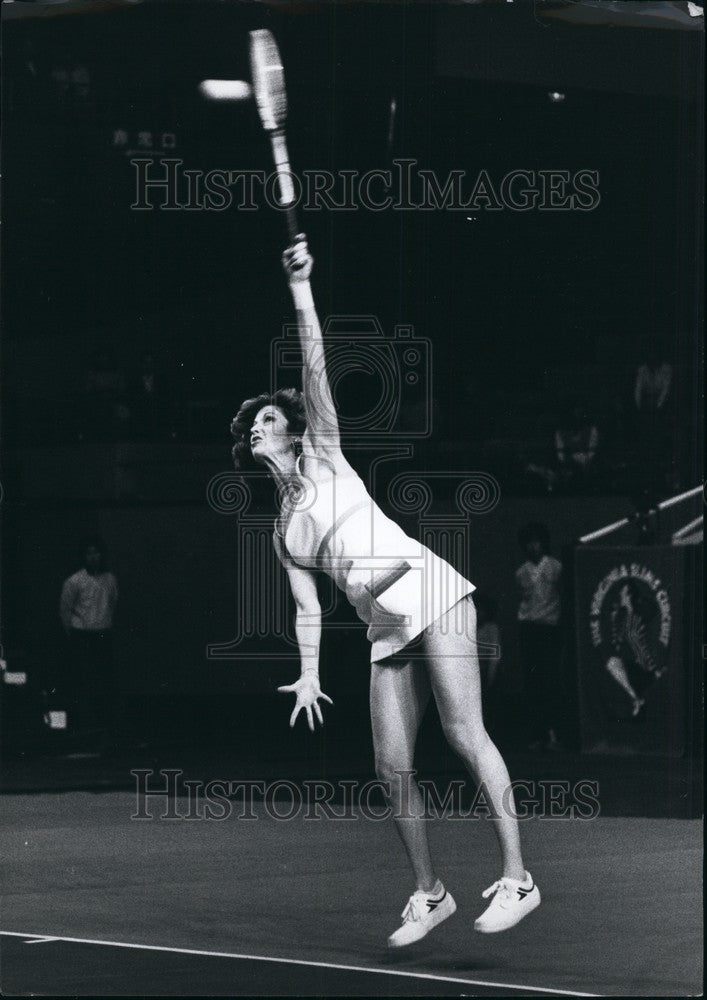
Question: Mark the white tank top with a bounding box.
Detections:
[275,455,475,662]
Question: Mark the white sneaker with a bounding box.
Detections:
[474,871,540,933]
[387,884,456,948]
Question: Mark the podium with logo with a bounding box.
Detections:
[573,546,691,757]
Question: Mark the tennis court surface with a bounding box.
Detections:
[1,791,701,996]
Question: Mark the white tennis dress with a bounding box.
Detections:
[275,455,475,662]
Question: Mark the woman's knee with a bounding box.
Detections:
[374,752,414,787]
[442,717,489,761]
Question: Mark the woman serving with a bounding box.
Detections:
[230,236,540,948]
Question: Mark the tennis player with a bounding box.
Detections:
[230,236,540,947]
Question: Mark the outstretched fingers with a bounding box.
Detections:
[279,678,333,730]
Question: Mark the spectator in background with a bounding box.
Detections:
[634,335,672,414]
[633,335,674,486]
[524,398,599,494]
[515,523,563,750]
[554,399,599,489]
[60,535,118,737]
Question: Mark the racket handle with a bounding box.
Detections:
[268,130,299,244]
[284,206,299,244]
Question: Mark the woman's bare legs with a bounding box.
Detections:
[370,657,436,891]
[422,595,525,881]
[371,595,526,888]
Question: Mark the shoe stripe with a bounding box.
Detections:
[427,890,447,911]
[517,883,534,899]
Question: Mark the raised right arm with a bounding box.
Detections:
[283,238,350,470]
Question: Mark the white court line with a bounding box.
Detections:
[0,930,600,996]
[23,937,58,945]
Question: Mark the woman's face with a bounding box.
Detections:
[250,405,296,464]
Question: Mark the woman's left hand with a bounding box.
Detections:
[277,672,333,731]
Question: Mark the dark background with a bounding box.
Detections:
[1,1,703,778]
[3,2,702,430]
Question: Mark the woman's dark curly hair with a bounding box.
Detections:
[230,388,307,469]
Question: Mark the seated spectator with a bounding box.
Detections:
[633,335,674,486]
[525,398,599,493]
[634,336,672,414]
[554,400,599,485]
